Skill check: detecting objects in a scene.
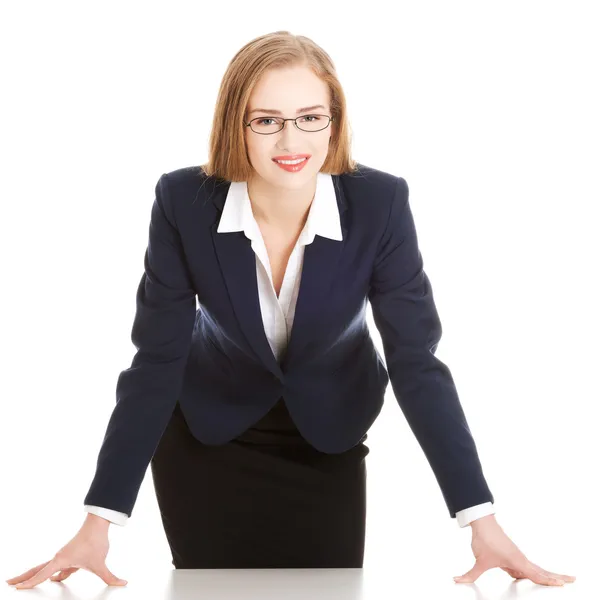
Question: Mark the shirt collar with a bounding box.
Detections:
[217,171,343,245]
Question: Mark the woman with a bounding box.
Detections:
[7,30,575,588]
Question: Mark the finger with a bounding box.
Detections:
[50,567,78,582]
[6,561,51,585]
[536,568,576,583]
[14,561,62,589]
[88,562,127,587]
[523,563,566,586]
[453,561,490,583]
[501,566,528,580]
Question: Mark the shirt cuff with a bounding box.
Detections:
[455,502,496,528]
[84,505,129,527]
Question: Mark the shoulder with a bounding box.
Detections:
[156,165,225,226]
[339,162,409,218]
[161,165,215,203]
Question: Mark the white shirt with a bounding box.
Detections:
[85,171,495,528]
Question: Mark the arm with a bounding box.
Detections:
[82,172,197,518]
[369,177,494,519]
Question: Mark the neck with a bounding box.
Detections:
[247,172,316,231]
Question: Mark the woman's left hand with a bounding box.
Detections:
[453,515,576,586]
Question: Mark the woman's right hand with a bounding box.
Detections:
[5,517,128,589]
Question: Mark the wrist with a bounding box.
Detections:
[469,513,497,529]
[83,512,111,532]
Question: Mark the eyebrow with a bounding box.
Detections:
[248,104,327,116]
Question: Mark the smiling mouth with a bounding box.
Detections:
[271,156,311,172]
[272,157,310,164]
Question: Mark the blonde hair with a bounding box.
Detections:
[199,31,359,182]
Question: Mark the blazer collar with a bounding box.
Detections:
[216,171,344,244]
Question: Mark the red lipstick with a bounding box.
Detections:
[271,154,311,173]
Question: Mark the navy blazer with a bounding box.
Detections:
[83,163,494,520]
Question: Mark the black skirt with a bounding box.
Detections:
[150,397,370,568]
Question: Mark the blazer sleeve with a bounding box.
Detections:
[368,176,494,519]
[83,173,197,518]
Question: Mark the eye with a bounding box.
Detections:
[300,115,320,122]
[255,118,278,126]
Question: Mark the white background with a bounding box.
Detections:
[1,1,592,597]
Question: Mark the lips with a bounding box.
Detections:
[272,155,310,173]
[272,154,311,162]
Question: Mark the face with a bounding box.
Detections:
[244,65,334,191]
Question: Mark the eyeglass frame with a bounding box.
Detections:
[243,114,334,135]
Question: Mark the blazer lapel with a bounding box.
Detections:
[210,174,349,380]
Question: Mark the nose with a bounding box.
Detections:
[277,120,302,149]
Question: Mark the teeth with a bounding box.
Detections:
[275,158,306,165]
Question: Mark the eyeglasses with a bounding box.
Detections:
[244,114,334,135]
